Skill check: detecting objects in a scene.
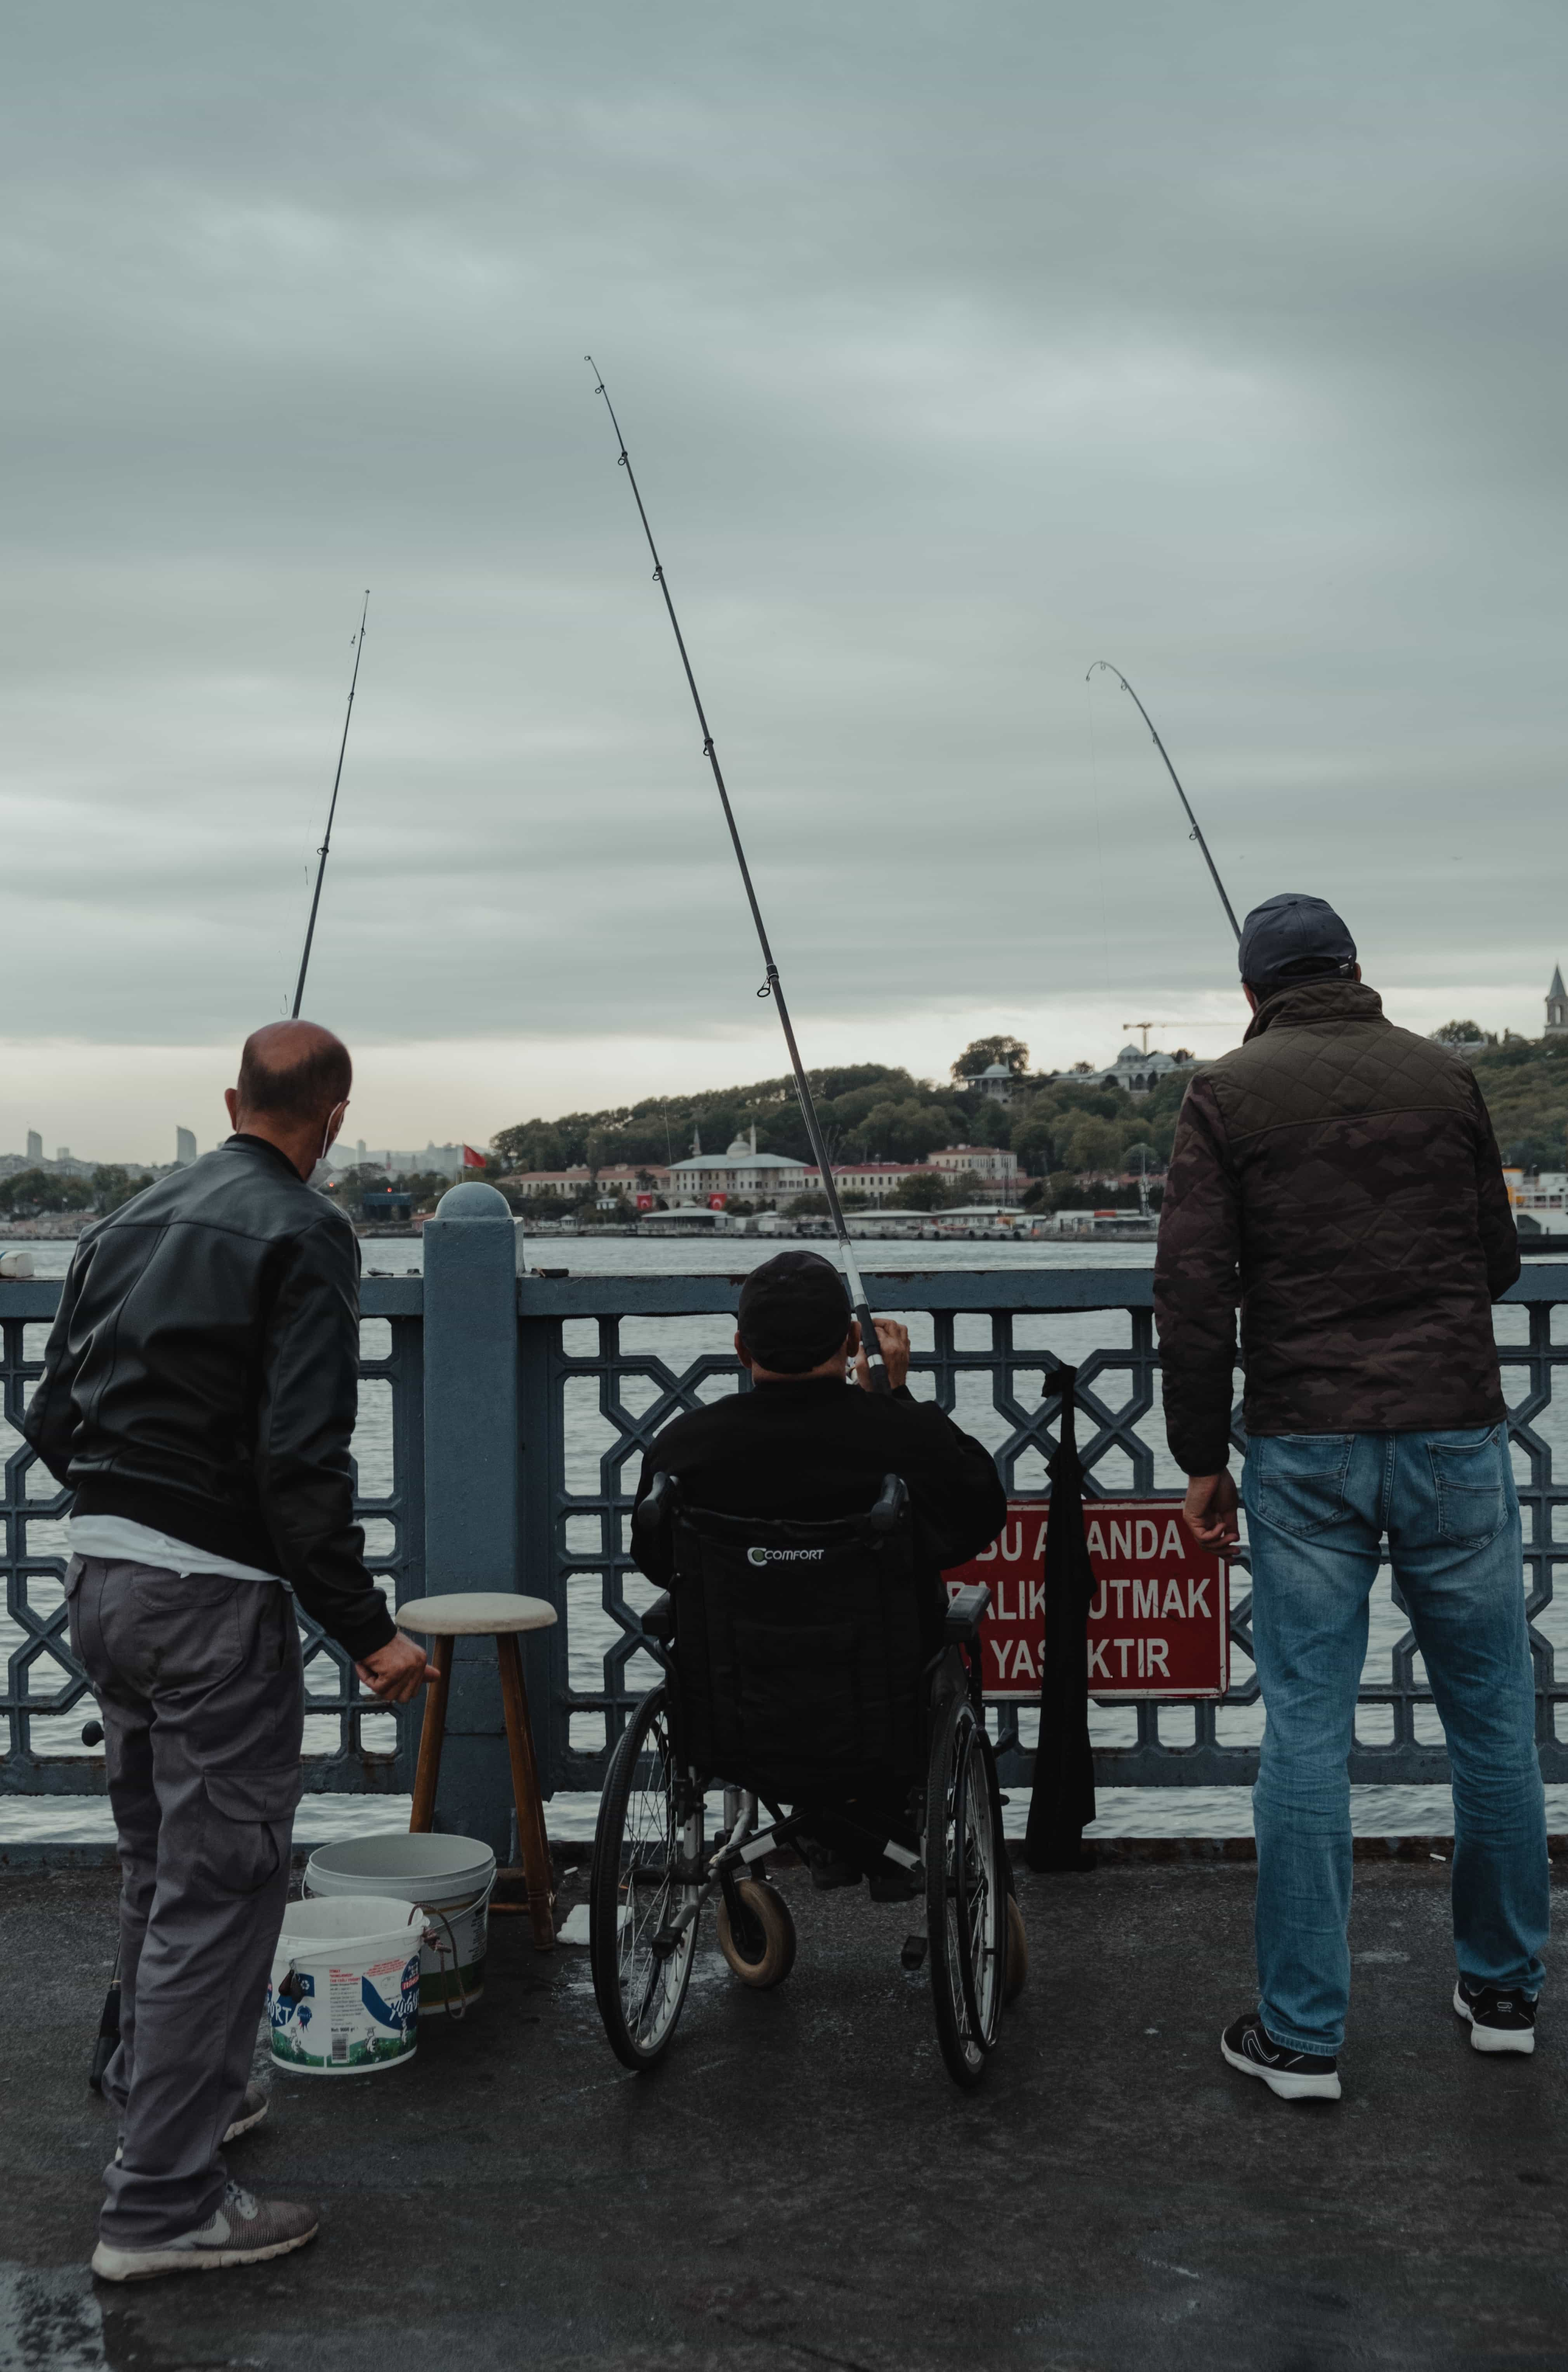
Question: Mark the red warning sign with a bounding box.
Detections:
[943,1498,1229,1701]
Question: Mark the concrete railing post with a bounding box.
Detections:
[419,1181,521,1856]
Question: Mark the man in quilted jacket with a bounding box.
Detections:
[1155,892,1548,2099]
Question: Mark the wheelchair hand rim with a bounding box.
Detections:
[951,1719,1002,2052]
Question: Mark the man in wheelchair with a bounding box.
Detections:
[592,1252,1019,2087]
[631,1251,1005,1895]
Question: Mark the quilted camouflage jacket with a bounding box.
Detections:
[1154,978,1519,1474]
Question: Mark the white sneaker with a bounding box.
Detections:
[91,2183,318,2282]
[1454,1979,1538,2056]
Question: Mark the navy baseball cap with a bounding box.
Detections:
[737,1250,853,1373]
[1237,893,1357,996]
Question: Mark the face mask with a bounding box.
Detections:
[319,1103,346,1167]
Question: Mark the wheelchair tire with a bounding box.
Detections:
[1004,1894,1028,2005]
[716,1880,797,1990]
[589,1686,701,2070]
[926,1691,1004,2089]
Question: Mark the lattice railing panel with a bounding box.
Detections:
[0,1284,423,1797]
[540,1289,1567,1793]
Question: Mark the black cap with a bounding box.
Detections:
[1238,893,1357,996]
[737,1250,853,1374]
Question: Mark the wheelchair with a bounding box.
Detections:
[588,1470,1027,2089]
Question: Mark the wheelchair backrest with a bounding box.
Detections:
[648,1472,931,1799]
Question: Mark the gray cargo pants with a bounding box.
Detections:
[66,1557,304,2248]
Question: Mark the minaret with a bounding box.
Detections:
[1547,968,1568,1037]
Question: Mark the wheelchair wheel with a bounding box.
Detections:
[716,1879,797,1990]
[925,1691,1004,2089]
[1004,1893,1028,2005]
[589,1686,700,2070]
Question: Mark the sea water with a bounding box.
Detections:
[5,1234,1562,1844]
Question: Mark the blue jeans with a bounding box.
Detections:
[1242,1425,1548,2056]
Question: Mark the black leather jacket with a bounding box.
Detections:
[21,1134,396,1658]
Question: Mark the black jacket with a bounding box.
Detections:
[630,1375,1006,1607]
[21,1134,395,1658]
[1155,979,1519,1474]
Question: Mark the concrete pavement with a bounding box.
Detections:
[1,1856,1563,2371]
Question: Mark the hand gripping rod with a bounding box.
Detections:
[293,591,371,1017]
[585,358,889,1389]
[1086,661,1240,942]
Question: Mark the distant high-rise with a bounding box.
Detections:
[175,1126,197,1166]
[26,1130,41,1164]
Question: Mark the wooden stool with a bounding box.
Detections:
[396,1592,558,1951]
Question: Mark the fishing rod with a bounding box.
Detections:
[584,357,889,1390]
[292,590,371,1017]
[1086,662,1240,941]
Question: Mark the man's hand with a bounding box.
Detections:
[356,1632,429,1705]
[1181,1469,1240,1553]
[854,1317,911,1393]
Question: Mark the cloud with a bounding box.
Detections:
[2,0,1565,1151]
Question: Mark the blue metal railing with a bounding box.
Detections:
[4,1251,1565,1812]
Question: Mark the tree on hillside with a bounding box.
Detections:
[492,1121,565,1174]
[0,1168,94,1220]
[861,1098,955,1163]
[1062,1115,1127,1176]
[967,1100,1012,1147]
[1430,1020,1488,1046]
[894,1169,951,1211]
[950,1036,1030,1084]
[90,1166,151,1216]
[1009,1109,1059,1176]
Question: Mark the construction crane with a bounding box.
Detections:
[1121,1021,1212,1055]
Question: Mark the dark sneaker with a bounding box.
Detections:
[223,2081,271,2141]
[116,2081,269,2166]
[1221,2013,1341,2101]
[1454,1979,1538,2056]
[92,2183,318,2282]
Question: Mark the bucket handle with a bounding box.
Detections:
[425,1868,495,2024]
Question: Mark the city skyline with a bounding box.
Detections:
[4,969,1561,1169]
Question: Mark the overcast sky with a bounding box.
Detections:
[4,1,1566,1160]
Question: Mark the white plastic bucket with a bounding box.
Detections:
[304,1833,497,2018]
[267,1895,425,2077]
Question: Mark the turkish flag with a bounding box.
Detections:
[708,1193,727,1210]
[462,1145,486,1170]
[635,1193,653,1212]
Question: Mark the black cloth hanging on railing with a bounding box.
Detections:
[1023,1364,1097,1873]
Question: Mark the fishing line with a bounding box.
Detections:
[584,357,889,1389]
[1085,661,1240,942]
[1084,669,1113,996]
[293,591,371,1017]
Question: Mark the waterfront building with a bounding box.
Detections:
[830,1160,923,1205]
[326,1141,473,1183]
[927,1143,1021,1193]
[1088,1046,1198,1097]
[663,1128,813,1208]
[1506,1169,1568,1219]
[499,1163,671,1207]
